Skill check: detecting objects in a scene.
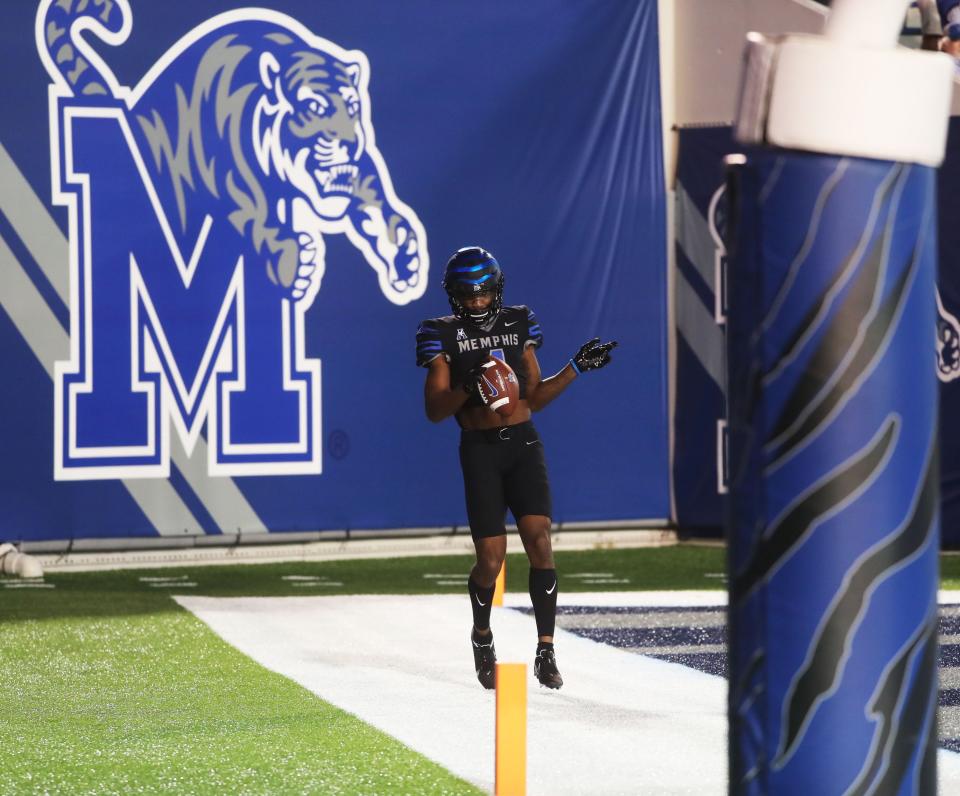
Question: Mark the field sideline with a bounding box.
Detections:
[5,544,960,794]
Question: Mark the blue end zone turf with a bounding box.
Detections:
[517,601,960,752]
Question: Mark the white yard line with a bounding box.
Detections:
[177,594,727,795]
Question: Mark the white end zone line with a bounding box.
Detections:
[177,590,960,794]
[177,592,728,795]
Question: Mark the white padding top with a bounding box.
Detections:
[735,33,955,166]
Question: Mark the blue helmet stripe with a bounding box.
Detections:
[451,259,497,273]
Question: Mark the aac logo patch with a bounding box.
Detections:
[37,0,428,479]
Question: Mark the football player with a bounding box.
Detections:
[415,246,617,690]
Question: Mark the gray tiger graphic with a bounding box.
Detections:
[37,0,428,307]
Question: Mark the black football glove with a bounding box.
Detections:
[571,338,618,373]
[461,356,489,394]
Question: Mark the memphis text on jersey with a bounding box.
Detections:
[458,333,521,353]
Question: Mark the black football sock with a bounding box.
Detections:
[468,576,495,632]
[529,567,558,638]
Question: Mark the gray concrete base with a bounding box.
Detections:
[32,527,678,572]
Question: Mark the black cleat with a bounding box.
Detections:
[472,629,497,689]
[534,645,563,689]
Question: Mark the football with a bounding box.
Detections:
[477,356,520,417]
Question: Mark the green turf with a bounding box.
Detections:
[939,553,960,590]
[1,543,724,795]
[1,583,482,796]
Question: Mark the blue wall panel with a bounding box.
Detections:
[673,127,733,535]
[937,117,960,547]
[0,0,669,541]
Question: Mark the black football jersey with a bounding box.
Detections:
[416,306,543,406]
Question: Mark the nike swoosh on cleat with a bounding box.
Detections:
[546,581,557,595]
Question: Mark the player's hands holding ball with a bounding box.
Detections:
[462,355,519,417]
[571,338,618,373]
[461,359,486,396]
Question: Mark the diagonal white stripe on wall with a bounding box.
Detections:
[171,434,263,534]
[0,142,265,535]
[0,143,70,302]
[675,183,717,293]
[0,234,198,536]
[675,268,724,389]
[0,235,66,373]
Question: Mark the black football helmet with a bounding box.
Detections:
[442,246,504,326]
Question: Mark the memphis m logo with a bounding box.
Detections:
[37,1,428,479]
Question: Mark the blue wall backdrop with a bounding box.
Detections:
[937,117,960,547]
[673,127,733,535]
[0,0,669,542]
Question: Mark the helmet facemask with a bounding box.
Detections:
[446,281,503,326]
